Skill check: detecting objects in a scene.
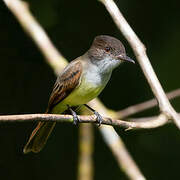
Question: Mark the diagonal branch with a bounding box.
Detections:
[99,0,180,129]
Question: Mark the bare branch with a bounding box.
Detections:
[117,89,180,118]
[0,113,169,130]
[99,0,180,129]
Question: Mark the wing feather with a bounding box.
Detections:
[46,60,82,112]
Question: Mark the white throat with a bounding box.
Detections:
[82,56,115,88]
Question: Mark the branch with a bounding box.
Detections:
[99,0,180,129]
[117,88,180,118]
[0,113,169,130]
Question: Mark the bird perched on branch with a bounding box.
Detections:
[23,35,135,153]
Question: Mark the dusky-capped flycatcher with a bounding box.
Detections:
[23,35,135,153]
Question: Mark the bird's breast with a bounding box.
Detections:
[61,66,111,106]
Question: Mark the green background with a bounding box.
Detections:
[0,0,180,179]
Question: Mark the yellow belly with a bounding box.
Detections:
[51,79,105,114]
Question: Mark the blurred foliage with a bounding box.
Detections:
[0,0,180,179]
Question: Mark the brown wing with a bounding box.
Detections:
[46,60,82,112]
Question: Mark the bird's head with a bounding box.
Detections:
[88,35,135,70]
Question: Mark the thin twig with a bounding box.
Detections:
[117,89,180,118]
[99,0,180,129]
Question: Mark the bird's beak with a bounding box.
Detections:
[116,54,135,64]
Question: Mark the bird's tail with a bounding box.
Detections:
[23,121,56,154]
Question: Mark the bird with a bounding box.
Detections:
[23,35,135,154]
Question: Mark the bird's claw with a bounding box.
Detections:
[68,105,80,125]
[71,111,80,125]
[94,111,103,126]
[73,113,80,125]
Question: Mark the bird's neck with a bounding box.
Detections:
[82,53,111,75]
[83,53,121,75]
[80,54,112,87]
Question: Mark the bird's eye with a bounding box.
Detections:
[105,47,111,52]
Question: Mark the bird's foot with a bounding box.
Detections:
[94,111,103,126]
[68,106,80,125]
[84,104,103,126]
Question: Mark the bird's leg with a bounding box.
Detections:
[84,104,103,126]
[67,105,80,125]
